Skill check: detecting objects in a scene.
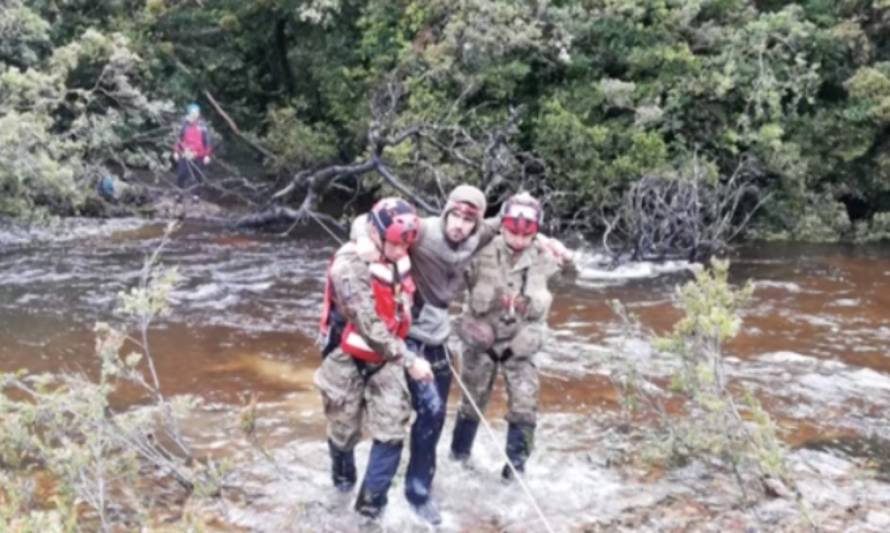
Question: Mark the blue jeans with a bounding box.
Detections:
[404,339,452,506]
[355,439,403,518]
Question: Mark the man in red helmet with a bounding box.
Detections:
[349,185,497,524]
[349,185,572,525]
[450,192,575,480]
[315,197,434,522]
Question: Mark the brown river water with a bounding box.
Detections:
[1,218,889,531]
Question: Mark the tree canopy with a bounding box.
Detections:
[2,0,889,241]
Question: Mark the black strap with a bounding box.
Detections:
[322,307,386,380]
[462,267,473,293]
[485,347,514,364]
[321,307,346,359]
[519,265,529,299]
[353,358,385,382]
[202,124,212,151]
[497,248,530,300]
[411,290,425,320]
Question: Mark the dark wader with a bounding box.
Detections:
[402,294,450,526]
[175,158,205,189]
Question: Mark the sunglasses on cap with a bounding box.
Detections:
[502,203,540,236]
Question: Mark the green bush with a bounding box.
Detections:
[0,3,172,219]
[610,260,805,512]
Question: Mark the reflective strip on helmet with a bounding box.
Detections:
[504,203,539,222]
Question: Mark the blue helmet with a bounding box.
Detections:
[185,103,201,116]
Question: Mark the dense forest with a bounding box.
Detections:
[2,0,890,242]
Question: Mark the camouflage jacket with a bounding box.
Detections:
[327,241,414,366]
[463,235,564,355]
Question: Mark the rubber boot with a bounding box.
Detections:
[502,422,535,481]
[354,440,402,519]
[327,439,356,492]
[450,412,480,462]
[410,498,442,526]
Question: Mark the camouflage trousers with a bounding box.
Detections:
[456,340,540,426]
[314,348,411,450]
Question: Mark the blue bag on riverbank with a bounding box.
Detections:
[98,175,116,200]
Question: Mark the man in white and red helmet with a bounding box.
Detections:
[450,192,575,481]
[349,185,494,523]
[349,186,571,524]
[315,197,434,522]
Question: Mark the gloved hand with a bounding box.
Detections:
[203,155,211,165]
[172,151,180,161]
[407,356,433,382]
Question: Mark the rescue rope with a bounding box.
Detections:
[446,352,556,533]
[306,209,345,244]
[186,157,206,184]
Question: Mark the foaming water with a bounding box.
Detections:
[3,224,890,529]
[216,412,647,532]
[574,249,693,289]
[0,217,152,247]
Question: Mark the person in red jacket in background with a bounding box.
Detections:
[172,103,212,189]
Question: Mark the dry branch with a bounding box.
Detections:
[233,74,546,235]
[204,90,278,162]
[602,157,765,263]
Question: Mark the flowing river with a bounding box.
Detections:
[1,218,889,531]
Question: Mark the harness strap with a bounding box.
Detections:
[353,358,385,382]
[321,307,347,359]
[485,347,514,364]
[520,264,529,298]
[411,290,425,320]
[408,338,452,370]
[497,248,531,299]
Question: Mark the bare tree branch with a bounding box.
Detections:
[236,74,537,233]
[204,90,278,162]
[372,153,439,213]
[602,157,766,264]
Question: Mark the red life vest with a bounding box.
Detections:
[176,122,211,158]
[319,254,414,364]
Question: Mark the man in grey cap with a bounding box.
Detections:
[351,185,571,524]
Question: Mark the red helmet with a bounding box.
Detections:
[501,193,542,236]
[370,197,420,245]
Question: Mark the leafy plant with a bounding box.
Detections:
[610,259,809,520]
[0,223,222,531]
